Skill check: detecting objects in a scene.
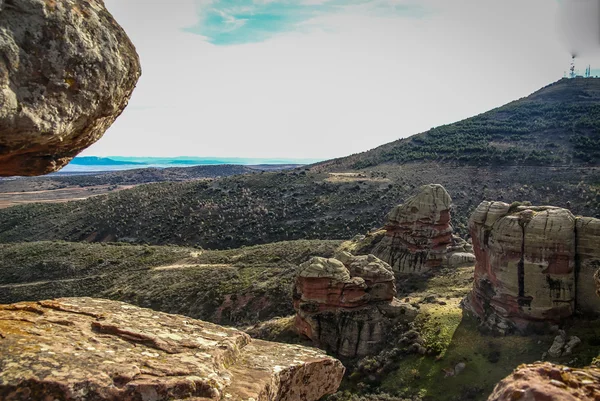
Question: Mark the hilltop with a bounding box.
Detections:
[0,79,598,248]
[315,78,600,170]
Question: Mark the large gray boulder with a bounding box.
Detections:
[0,0,141,176]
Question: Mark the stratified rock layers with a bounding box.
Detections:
[465,201,600,332]
[371,184,456,273]
[0,298,344,401]
[293,253,416,358]
[0,0,141,176]
[487,362,600,401]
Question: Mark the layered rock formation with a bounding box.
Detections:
[465,201,600,333]
[0,297,344,401]
[293,252,417,358]
[354,184,475,274]
[0,0,141,176]
[487,362,600,401]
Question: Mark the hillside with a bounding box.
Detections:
[0,79,599,248]
[315,78,600,170]
[0,240,341,326]
[0,164,262,193]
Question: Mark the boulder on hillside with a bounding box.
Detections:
[293,252,417,358]
[487,362,600,401]
[464,201,600,333]
[347,184,475,274]
[0,0,141,176]
[0,297,344,401]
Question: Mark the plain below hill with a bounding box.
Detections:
[0,78,599,248]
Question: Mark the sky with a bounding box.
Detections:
[82,0,600,160]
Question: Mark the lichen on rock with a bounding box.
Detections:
[0,297,345,401]
[0,0,141,176]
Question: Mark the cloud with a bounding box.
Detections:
[184,0,427,45]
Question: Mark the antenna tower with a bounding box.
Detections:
[570,56,576,79]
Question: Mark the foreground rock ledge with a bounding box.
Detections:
[488,362,600,401]
[0,298,344,401]
[0,0,141,176]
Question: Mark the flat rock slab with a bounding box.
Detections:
[0,297,344,401]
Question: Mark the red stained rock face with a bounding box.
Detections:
[488,362,600,401]
[371,184,454,274]
[293,253,416,358]
[349,184,475,274]
[464,201,600,333]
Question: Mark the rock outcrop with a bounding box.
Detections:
[487,362,600,401]
[464,201,600,333]
[351,184,475,274]
[0,297,344,401]
[293,252,417,358]
[0,0,141,176]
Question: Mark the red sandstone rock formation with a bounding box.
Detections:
[487,362,600,401]
[371,184,454,273]
[348,184,475,275]
[465,201,600,333]
[0,298,344,401]
[293,252,416,358]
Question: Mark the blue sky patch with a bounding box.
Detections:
[185,0,427,45]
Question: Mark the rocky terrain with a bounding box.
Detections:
[464,201,600,334]
[293,252,417,357]
[488,362,600,401]
[0,297,344,400]
[0,0,141,176]
[2,2,600,398]
[345,184,475,274]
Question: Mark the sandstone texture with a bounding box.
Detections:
[363,184,475,274]
[0,0,141,176]
[293,252,417,358]
[0,297,344,401]
[487,362,600,401]
[465,201,600,333]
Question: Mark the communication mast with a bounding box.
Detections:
[569,56,576,79]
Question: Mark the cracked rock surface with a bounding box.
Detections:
[464,201,600,333]
[488,362,600,401]
[0,297,344,401]
[0,0,141,176]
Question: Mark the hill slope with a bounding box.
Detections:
[315,78,600,170]
[0,79,599,248]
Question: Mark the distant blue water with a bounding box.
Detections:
[60,156,323,173]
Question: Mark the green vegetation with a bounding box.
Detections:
[331,267,600,401]
[1,79,599,249]
[317,78,600,169]
[0,239,341,326]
